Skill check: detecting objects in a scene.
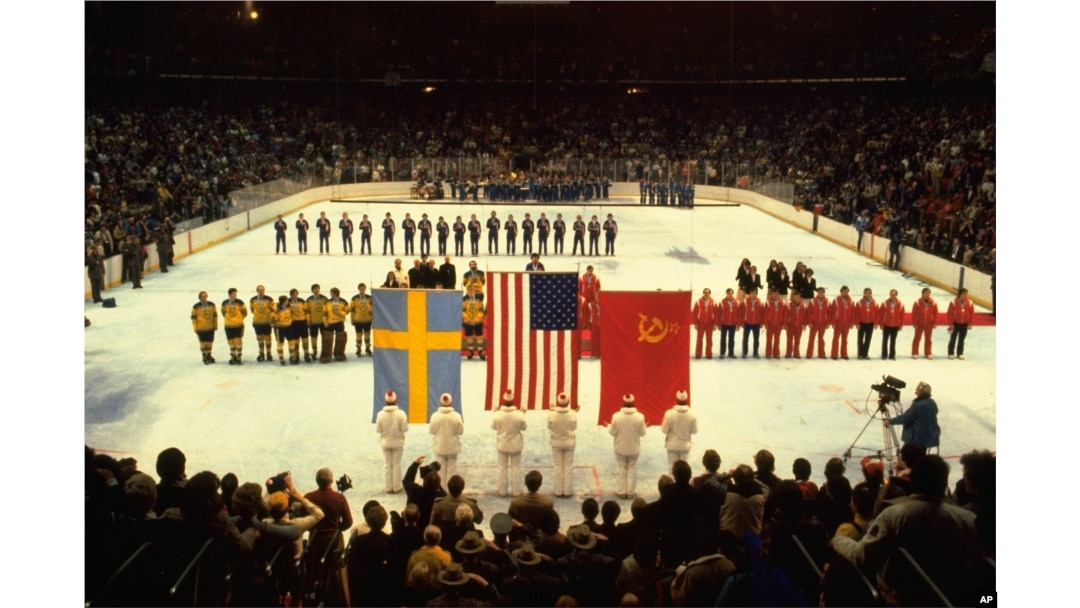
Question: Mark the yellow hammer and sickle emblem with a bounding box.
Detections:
[637,314,669,343]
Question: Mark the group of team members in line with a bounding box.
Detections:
[375,386,695,501]
[187,260,603,366]
[692,283,978,361]
[190,283,375,366]
[272,209,621,258]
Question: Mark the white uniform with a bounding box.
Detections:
[375,404,408,492]
[660,403,698,465]
[491,405,527,496]
[547,405,577,497]
[429,405,464,482]
[608,406,647,496]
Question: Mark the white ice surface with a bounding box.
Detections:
[84,196,996,534]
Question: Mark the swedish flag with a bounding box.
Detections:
[372,289,462,423]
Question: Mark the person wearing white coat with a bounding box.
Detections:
[429,393,464,485]
[547,392,577,497]
[375,390,409,493]
[491,390,527,497]
[608,394,647,498]
[660,390,698,466]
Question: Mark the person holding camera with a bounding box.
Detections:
[885,381,941,452]
[403,455,445,528]
[266,473,325,560]
[305,468,353,607]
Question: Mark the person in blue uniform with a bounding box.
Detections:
[358,214,373,255]
[553,213,566,254]
[436,216,450,256]
[536,213,550,255]
[316,211,332,254]
[418,213,433,256]
[453,215,466,257]
[402,213,417,255]
[468,214,482,255]
[521,213,535,256]
[603,213,618,256]
[587,215,601,256]
[274,214,288,254]
[295,213,309,254]
[504,214,518,256]
[339,212,354,255]
[486,211,501,255]
[572,215,587,256]
[381,212,395,255]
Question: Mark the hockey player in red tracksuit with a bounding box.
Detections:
[806,287,831,359]
[763,289,787,359]
[878,289,905,360]
[579,265,601,357]
[947,288,975,359]
[740,288,765,358]
[910,287,938,359]
[692,289,717,358]
[785,292,809,358]
[854,288,878,360]
[830,286,857,360]
[716,288,742,359]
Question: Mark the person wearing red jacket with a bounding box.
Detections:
[763,289,787,359]
[785,292,809,358]
[806,287,831,359]
[579,265,601,358]
[855,287,878,360]
[740,288,765,358]
[717,288,742,359]
[947,288,975,360]
[830,285,856,360]
[878,289,905,360]
[910,288,939,359]
[692,288,717,358]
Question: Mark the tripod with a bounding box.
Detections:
[843,395,903,474]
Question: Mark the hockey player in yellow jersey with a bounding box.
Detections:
[221,288,248,365]
[191,291,218,364]
[321,287,349,363]
[250,284,276,362]
[350,282,374,357]
[286,288,309,363]
[462,284,486,360]
[305,284,329,363]
[272,294,294,365]
[462,259,485,296]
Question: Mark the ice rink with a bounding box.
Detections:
[83,195,996,533]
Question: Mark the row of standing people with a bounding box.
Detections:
[376,388,697,503]
[693,285,978,360]
[273,210,620,257]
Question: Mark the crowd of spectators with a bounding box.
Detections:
[86,443,995,606]
[85,3,995,272]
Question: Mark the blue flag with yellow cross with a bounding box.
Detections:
[372,289,463,423]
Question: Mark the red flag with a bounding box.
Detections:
[599,291,691,426]
[485,272,580,411]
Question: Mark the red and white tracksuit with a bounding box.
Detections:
[785,299,809,358]
[806,294,831,359]
[692,296,717,358]
[910,296,938,356]
[763,297,788,358]
[830,294,856,359]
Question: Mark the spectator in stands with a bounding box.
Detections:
[719,464,765,540]
[154,447,186,516]
[509,470,556,533]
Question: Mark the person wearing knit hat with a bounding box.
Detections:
[267,473,325,560]
[547,392,577,497]
[491,389,527,497]
[375,389,409,494]
[608,393,647,498]
[660,389,698,465]
[429,393,464,484]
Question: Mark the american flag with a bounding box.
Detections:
[485,272,579,411]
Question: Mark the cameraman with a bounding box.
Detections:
[305,468,353,606]
[885,381,941,452]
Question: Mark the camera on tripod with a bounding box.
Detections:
[870,375,906,406]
